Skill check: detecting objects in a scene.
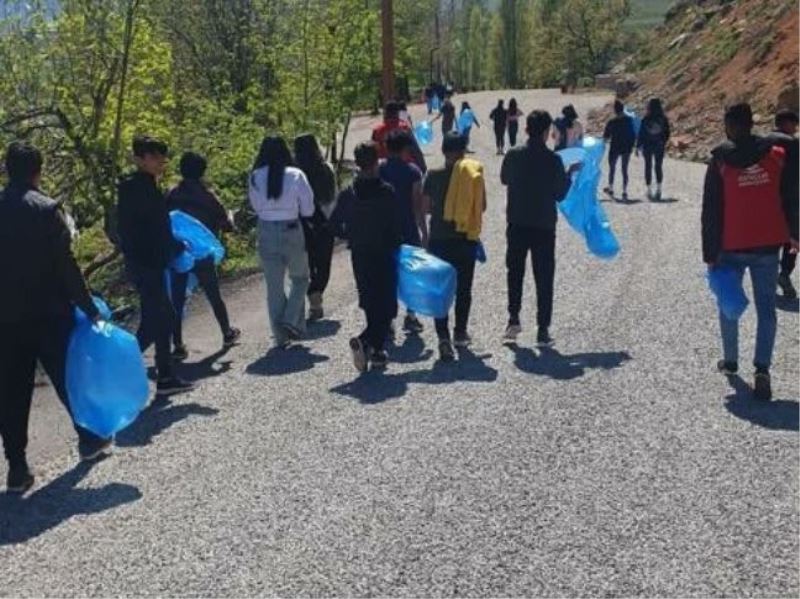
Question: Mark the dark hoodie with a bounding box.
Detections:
[702,134,799,263]
[329,176,402,253]
[166,179,232,237]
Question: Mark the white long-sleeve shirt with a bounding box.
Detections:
[248,165,315,221]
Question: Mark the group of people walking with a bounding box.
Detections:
[602,98,671,201]
[0,93,797,494]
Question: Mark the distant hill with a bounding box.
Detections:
[590,0,799,161]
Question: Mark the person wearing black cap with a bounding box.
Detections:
[118,135,193,395]
[702,102,799,401]
[0,142,112,493]
[769,109,799,299]
[501,110,580,347]
[421,132,486,361]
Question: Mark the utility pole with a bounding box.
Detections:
[381,0,395,103]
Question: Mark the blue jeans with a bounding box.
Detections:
[717,251,779,369]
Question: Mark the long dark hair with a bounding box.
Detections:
[647,98,665,119]
[252,136,293,200]
[509,98,518,115]
[562,104,578,127]
[294,134,328,205]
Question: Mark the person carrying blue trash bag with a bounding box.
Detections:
[0,142,116,494]
[702,102,799,401]
[501,111,582,347]
[330,141,403,372]
[117,135,194,396]
[166,151,240,362]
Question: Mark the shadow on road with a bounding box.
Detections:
[304,319,342,340]
[776,295,799,313]
[246,344,329,376]
[116,397,219,448]
[650,197,679,204]
[391,333,435,364]
[0,458,141,546]
[330,348,497,404]
[180,346,234,382]
[506,344,631,380]
[724,375,799,431]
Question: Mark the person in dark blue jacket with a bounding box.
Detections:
[603,100,636,201]
[330,142,402,372]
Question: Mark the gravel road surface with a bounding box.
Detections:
[1,89,797,597]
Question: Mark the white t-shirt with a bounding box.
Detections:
[248,165,315,221]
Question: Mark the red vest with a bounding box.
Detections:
[721,146,789,251]
[372,120,414,161]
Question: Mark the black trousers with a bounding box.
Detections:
[127,262,174,379]
[506,224,556,329]
[352,249,397,352]
[508,121,519,147]
[171,257,231,346]
[643,146,665,186]
[781,243,797,276]
[429,239,477,340]
[494,127,506,149]
[608,151,631,189]
[0,317,104,468]
[307,226,335,296]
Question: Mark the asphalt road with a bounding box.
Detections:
[1,89,798,597]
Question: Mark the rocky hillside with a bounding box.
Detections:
[588,0,799,162]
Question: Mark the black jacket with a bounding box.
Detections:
[500,139,571,230]
[701,134,799,263]
[166,179,231,237]
[329,176,402,253]
[0,183,98,323]
[117,171,184,269]
[604,115,636,155]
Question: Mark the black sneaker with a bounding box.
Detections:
[6,463,34,494]
[370,349,389,370]
[223,327,242,348]
[156,376,195,395]
[171,344,189,361]
[453,331,472,348]
[403,314,424,334]
[349,337,368,373]
[603,186,614,198]
[717,360,738,376]
[78,437,114,462]
[438,339,456,362]
[536,328,554,347]
[754,370,772,401]
[778,273,798,299]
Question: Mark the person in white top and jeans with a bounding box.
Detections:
[249,136,315,348]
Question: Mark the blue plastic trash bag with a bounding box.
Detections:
[707,266,749,320]
[170,210,225,273]
[75,296,112,324]
[458,109,475,134]
[396,244,456,318]
[557,137,621,260]
[432,94,441,112]
[414,121,434,146]
[66,318,149,438]
[624,107,642,138]
[475,240,487,264]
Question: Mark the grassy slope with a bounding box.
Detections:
[627,0,672,28]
